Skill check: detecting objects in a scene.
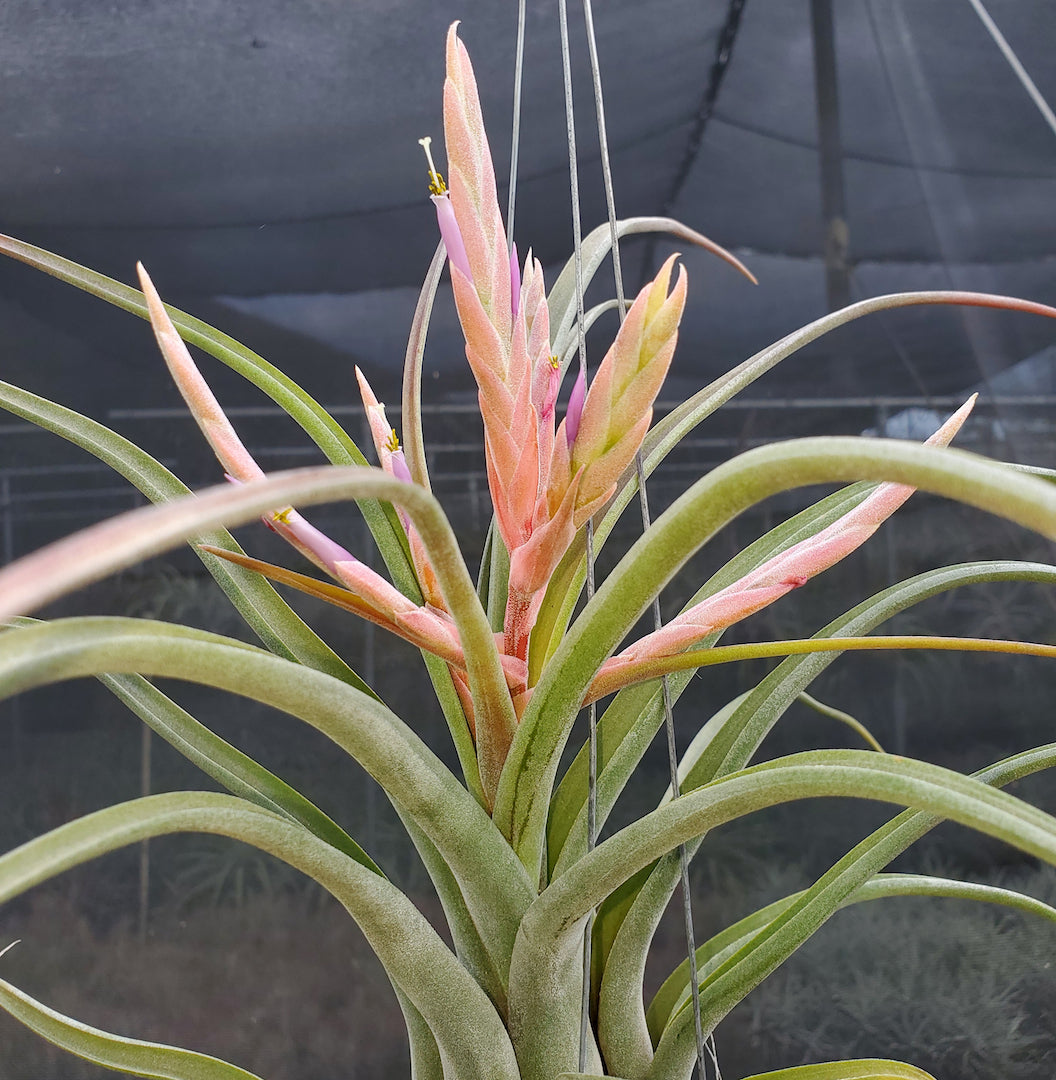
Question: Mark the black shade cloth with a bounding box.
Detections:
[1,0,1054,417]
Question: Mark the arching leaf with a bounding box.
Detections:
[0,973,266,1080]
[0,379,375,696]
[0,793,519,1080]
[501,438,1056,874]
[0,463,516,806]
[0,233,417,593]
[0,618,534,990]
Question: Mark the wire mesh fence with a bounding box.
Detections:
[4,395,1055,563]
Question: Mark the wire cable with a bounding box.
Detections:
[640,0,748,287]
[967,0,1056,141]
[556,0,595,1071]
[507,0,528,251]
[580,2,717,1076]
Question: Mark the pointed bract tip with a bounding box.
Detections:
[137,262,176,335]
[137,262,178,339]
[355,365,380,409]
[445,21,462,60]
[643,252,680,313]
[955,392,979,422]
[926,394,977,448]
[658,251,680,284]
[136,261,158,301]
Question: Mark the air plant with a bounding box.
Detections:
[3,19,1056,1080]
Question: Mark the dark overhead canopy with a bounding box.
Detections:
[2,0,1055,422]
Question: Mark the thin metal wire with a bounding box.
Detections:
[639,0,748,288]
[580,0,626,320]
[580,1,716,1075]
[862,0,1004,421]
[507,0,528,251]
[557,0,595,1071]
[967,0,1056,141]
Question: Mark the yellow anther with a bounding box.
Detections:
[549,355,560,370]
[418,136,448,196]
[385,428,400,453]
[272,507,293,525]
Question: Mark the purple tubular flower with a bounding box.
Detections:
[275,510,360,574]
[510,241,521,320]
[430,193,472,282]
[390,448,413,484]
[565,368,586,448]
[223,472,356,575]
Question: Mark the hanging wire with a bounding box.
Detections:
[862,0,1006,420]
[966,0,1056,140]
[579,1,717,1076]
[556,0,596,1071]
[964,0,1056,460]
[639,0,748,288]
[580,0,627,320]
[507,0,528,250]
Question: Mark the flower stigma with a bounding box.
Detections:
[418,136,447,196]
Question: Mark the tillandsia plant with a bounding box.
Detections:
[6,18,1056,1080]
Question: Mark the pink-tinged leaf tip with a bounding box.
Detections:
[566,368,586,448]
[355,365,398,465]
[928,393,977,444]
[137,262,265,486]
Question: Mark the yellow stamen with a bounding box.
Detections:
[385,428,400,453]
[272,507,294,525]
[418,136,447,196]
[549,355,560,370]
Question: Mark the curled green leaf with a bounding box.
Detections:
[0,793,519,1080]
[0,233,417,594]
[738,1061,937,1080]
[648,872,1056,1041]
[0,464,516,806]
[0,973,266,1080]
[0,379,375,695]
[504,438,1056,873]
[595,562,1056,1074]
[513,749,1056,1080]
